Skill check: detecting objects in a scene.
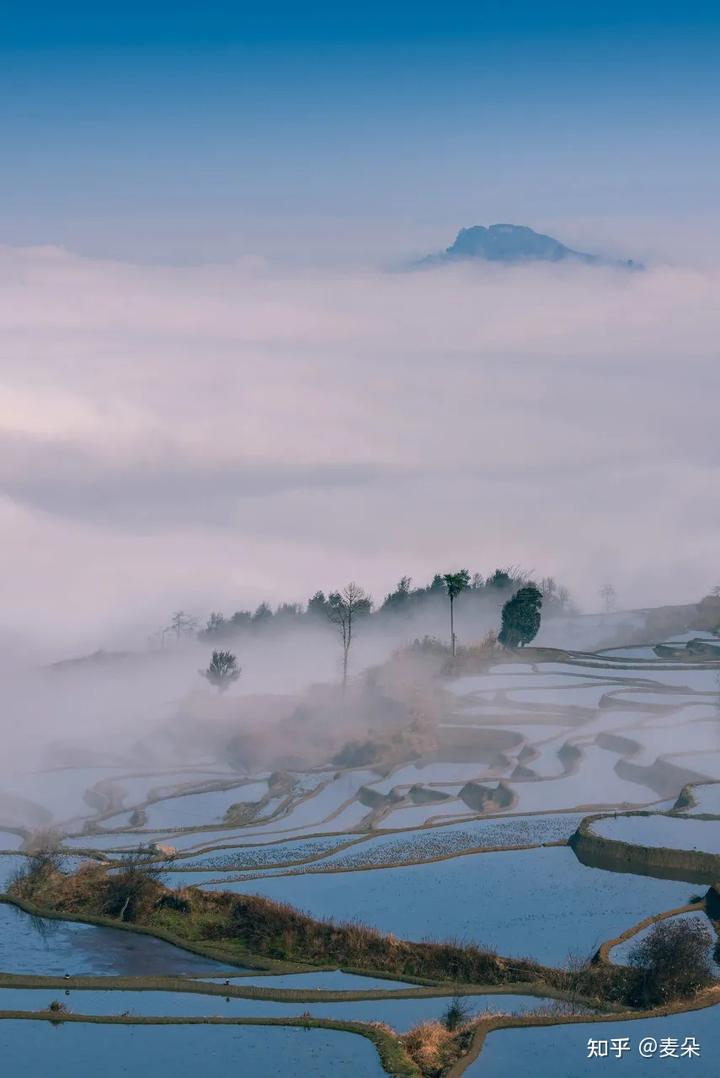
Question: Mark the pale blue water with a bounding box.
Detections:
[469,1004,720,1076]
[0,987,571,1029]
[0,832,24,851]
[0,1021,386,1077]
[592,814,720,854]
[296,813,586,871]
[167,834,357,871]
[136,782,269,829]
[0,904,236,976]
[215,847,693,966]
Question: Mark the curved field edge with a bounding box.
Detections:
[0,1012,420,1078]
[570,810,720,884]
[445,988,720,1077]
[594,902,716,965]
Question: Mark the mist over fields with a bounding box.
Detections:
[1,243,718,659]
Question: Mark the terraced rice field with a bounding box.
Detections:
[3,635,719,1073]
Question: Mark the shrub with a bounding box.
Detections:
[102,850,162,922]
[156,891,192,914]
[401,1020,472,1076]
[628,917,715,1005]
[442,996,471,1031]
[10,849,64,897]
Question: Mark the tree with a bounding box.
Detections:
[168,610,198,641]
[252,602,273,626]
[102,849,162,922]
[628,917,714,1005]
[487,569,514,590]
[600,583,617,613]
[200,650,241,693]
[307,591,330,618]
[441,996,471,1032]
[498,585,543,647]
[230,609,252,630]
[202,612,227,639]
[442,570,470,656]
[327,582,371,691]
[381,576,412,613]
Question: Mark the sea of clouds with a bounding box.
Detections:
[0,244,718,650]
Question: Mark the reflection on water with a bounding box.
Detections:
[0,904,236,976]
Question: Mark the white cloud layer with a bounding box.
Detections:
[1,244,718,649]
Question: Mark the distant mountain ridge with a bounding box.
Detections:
[421,223,640,269]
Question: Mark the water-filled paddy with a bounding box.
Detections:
[0,767,134,826]
[265,813,587,872]
[679,783,720,815]
[506,746,658,814]
[0,1021,386,1078]
[670,752,720,781]
[0,855,27,892]
[205,847,692,966]
[107,770,236,809]
[591,814,720,855]
[133,781,270,829]
[468,1004,719,1076]
[615,721,720,767]
[0,855,89,893]
[0,987,569,1029]
[0,904,234,976]
[0,833,24,851]
[368,762,502,792]
[168,834,358,871]
[506,685,618,707]
[376,803,472,829]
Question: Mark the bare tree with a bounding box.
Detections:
[327,582,371,691]
[168,610,198,641]
[599,583,617,613]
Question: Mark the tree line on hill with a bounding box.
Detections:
[196,567,561,693]
[159,567,572,648]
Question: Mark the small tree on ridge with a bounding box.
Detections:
[200,650,241,693]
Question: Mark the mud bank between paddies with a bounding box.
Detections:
[569,811,720,885]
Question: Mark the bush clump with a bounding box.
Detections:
[628,917,715,1006]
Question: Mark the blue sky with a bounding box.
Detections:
[1,2,719,261]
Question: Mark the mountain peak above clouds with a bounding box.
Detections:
[421,223,640,269]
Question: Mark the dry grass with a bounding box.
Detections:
[401,1020,474,1076]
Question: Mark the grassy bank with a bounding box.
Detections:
[8,857,632,1003]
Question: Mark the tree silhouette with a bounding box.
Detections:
[200,650,241,693]
[168,610,198,641]
[498,585,543,647]
[599,583,617,612]
[442,570,470,656]
[327,582,371,691]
